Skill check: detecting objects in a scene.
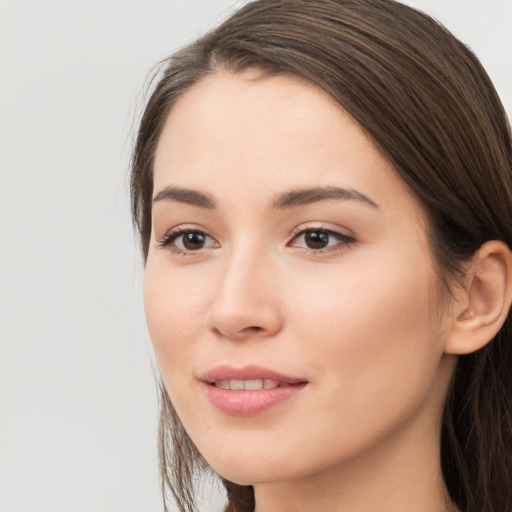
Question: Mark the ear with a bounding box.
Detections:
[445,240,512,355]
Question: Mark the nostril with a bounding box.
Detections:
[244,326,264,333]
[240,325,265,334]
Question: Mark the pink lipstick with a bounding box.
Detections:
[201,365,307,416]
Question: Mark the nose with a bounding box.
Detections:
[206,249,283,340]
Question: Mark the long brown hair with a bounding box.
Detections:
[130,1,512,511]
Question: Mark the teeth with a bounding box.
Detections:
[244,379,263,390]
[214,379,280,390]
[231,380,244,390]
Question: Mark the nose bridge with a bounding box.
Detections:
[207,239,281,339]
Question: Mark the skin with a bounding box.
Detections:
[144,71,461,512]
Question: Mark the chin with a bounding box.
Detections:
[211,464,284,487]
[200,444,315,487]
[193,441,279,485]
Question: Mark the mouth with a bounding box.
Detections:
[202,364,307,388]
[212,379,293,390]
[201,365,308,415]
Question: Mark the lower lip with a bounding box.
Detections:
[204,383,307,416]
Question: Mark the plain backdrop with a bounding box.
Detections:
[0,1,510,511]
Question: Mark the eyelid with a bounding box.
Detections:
[155,222,356,256]
[288,223,356,253]
[157,224,219,255]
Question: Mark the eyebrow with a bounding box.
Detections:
[152,186,216,209]
[271,186,379,210]
[152,185,378,210]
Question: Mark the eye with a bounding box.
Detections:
[289,227,355,253]
[158,229,218,254]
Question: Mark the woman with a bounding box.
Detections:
[130,1,512,511]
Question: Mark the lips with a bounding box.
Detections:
[201,364,308,415]
[203,364,306,384]
[215,379,281,390]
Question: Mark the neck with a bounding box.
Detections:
[253,408,458,512]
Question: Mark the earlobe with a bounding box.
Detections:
[445,240,512,355]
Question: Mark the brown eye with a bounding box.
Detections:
[304,230,330,249]
[159,229,217,254]
[182,231,208,250]
[290,227,355,253]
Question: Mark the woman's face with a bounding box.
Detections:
[144,71,456,485]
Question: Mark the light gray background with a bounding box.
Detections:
[1,1,510,511]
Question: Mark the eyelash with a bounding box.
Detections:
[157,225,356,256]
[288,225,356,254]
[158,228,218,255]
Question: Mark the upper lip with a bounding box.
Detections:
[201,364,307,384]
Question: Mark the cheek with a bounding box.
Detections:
[143,262,209,377]
[290,249,437,349]
[288,250,444,417]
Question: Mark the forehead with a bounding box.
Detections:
[155,70,348,170]
[153,70,420,217]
